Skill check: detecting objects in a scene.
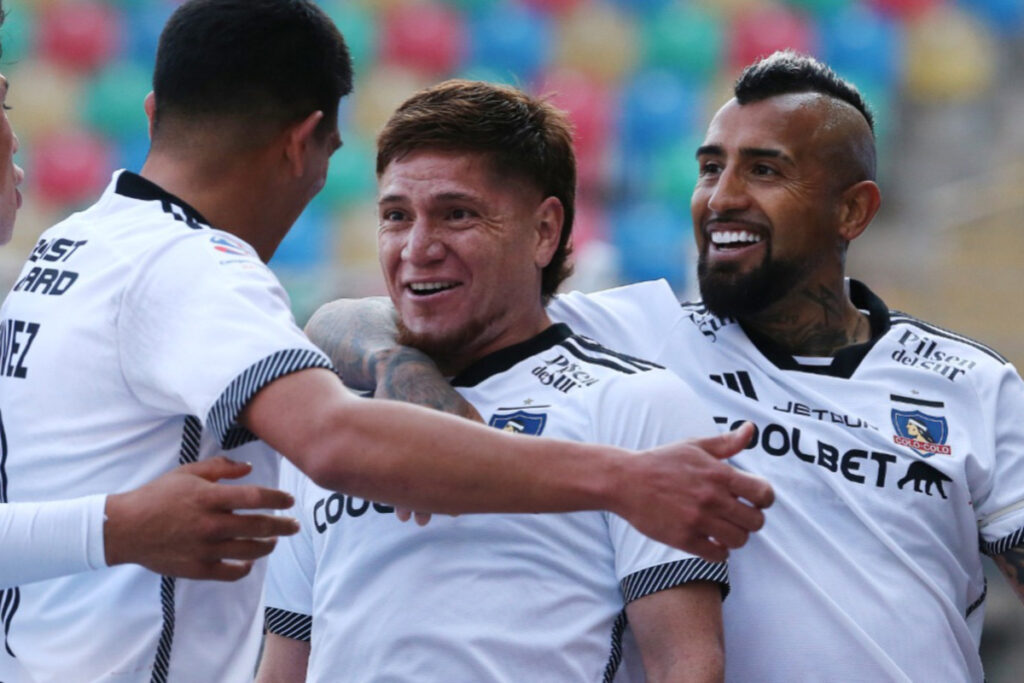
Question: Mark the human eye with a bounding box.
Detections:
[379,208,407,225]
[698,159,722,177]
[751,163,778,177]
[447,207,476,223]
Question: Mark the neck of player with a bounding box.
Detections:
[742,276,871,357]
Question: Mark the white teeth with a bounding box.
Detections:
[409,282,456,294]
[710,230,762,246]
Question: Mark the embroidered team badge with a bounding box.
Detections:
[489,410,547,436]
[891,409,951,457]
[210,235,250,256]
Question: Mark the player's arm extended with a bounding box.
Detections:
[0,457,298,588]
[305,297,480,421]
[627,581,725,683]
[240,367,772,561]
[255,633,310,683]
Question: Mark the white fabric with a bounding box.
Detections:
[0,495,107,590]
[547,278,1024,683]
[0,170,330,683]
[265,324,727,682]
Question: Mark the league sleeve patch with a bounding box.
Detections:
[209,235,253,257]
[488,410,547,436]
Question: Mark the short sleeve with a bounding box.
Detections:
[118,230,332,446]
[976,364,1024,554]
[264,460,315,642]
[547,279,683,361]
[594,369,730,599]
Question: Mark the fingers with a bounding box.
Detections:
[206,538,281,562]
[680,537,729,564]
[180,456,253,482]
[194,560,256,582]
[413,512,432,526]
[693,422,756,459]
[728,469,774,510]
[395,508,412,522]
[206,484,296,512]
[215,512,300,540]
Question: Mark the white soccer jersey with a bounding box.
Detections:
[265,323,728,682]
[548,278,1024,683]
[0,171,332,683]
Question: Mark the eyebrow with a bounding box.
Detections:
[378,191,481,205]
[696,144,794,165]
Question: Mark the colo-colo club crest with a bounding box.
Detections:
[489,410,547,436]
[891,409,951,457]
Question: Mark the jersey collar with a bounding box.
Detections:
[738,279,891,379]
[114,171,212,228]
[451,323,573,388]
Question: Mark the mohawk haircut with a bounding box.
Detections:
[735,50,875,134]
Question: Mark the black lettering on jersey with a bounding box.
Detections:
[773,400,876,430]
[13,267,79,296]
[28,238,87,263]
[313,493,395,533]
[0,319,40,379]
[686,309,736,342]
[891,329,976,382]
[718,417,908,494]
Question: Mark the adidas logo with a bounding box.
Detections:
[709,371,758,400]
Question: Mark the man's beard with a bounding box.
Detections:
[395,314,492,376]
[697,247,805,319]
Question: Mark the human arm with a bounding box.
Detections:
[0,457,298,589]
[255,633,310,683]
[627,581,724,683]
[240,366,770,560]
[305,297,480,420]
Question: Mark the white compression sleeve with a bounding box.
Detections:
[0,495,108,589]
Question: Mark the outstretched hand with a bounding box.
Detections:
[615,423,773,562]
[104,457,299,581]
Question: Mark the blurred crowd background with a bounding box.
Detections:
[0,0,1022,677]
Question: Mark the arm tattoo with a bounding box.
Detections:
[993,545,1024,606]
[375,348,481,421]
[305,298,397,391]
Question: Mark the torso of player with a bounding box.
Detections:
[291,324,693,682]
[0,173,302,682]
[549,280,1018,683]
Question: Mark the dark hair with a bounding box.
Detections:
[734,50,874,133]
[377,79,576,301]
[152,0,352,141]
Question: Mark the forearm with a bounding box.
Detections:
[246,370,624,515]
[0,495,107,589]
[315,397,624,514]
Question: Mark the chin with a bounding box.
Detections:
[697,255,804,319]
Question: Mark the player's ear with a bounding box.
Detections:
[144,92,156,139]
[837,180,880,243]
[282,110,325,177]
[533,196,564,269]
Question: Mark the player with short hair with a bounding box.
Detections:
[0,2,771,680]
[258,79,728,683]
[308,52,1024,682]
